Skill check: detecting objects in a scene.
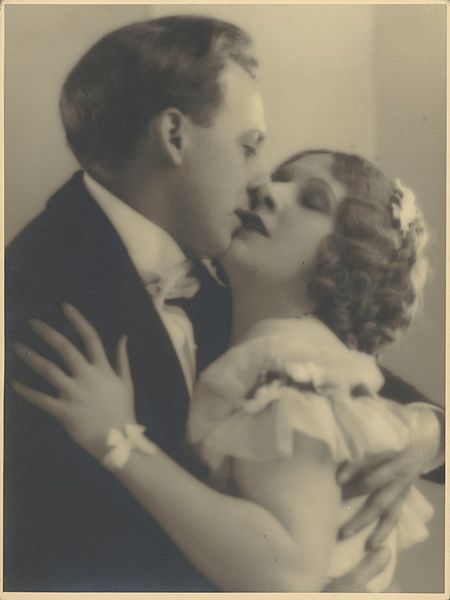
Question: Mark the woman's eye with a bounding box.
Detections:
[271,169,290,182]
[301,189,329,213]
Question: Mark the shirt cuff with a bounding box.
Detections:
[406,402,445,474]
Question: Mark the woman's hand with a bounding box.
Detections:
[12,303,136,461]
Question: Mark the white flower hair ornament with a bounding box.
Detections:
[391,179,418,238]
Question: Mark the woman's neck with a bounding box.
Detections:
[228,276,314,346]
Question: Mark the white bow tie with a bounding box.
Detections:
[145,260,200,308]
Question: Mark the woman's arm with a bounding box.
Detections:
[13,304,340,592]
[113,432,340,591]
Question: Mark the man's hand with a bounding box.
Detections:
[337,449,422,549]
[323,546,391,591]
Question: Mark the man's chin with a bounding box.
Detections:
[185,238,231,263]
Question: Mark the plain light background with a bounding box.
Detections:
[4,3,446,592]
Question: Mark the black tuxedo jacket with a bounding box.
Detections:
[4,172,442,591]
[4,172,230,591]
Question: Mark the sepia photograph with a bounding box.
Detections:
[2,1,447,596]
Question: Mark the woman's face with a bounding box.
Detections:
[223,153,348,287]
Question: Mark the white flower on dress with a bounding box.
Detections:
[284,361,326,389]
[243,380,283,414]
[392,179,418,237]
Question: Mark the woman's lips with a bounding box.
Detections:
[235,210,270,237]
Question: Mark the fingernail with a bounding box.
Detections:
[12,342,24,354]
[29,319,39,330]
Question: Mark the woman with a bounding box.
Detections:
[13,150,441,591]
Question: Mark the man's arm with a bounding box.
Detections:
[380,366,444,484]
[335,372,444,548]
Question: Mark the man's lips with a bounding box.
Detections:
[235,210,270,237]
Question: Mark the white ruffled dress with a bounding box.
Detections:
[186,318,433,592]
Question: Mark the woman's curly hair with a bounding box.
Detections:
[279,150,429,356]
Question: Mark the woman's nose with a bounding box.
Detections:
[250,181,279,212]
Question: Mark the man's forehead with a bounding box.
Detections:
[220,63,265,112]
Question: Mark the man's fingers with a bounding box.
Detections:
[341,458,406,500]
[12,380,64,419]
[337,451,398,487]
[63,303,109,366]
[366,492,408,550]
[350,546,391,586]
[13,343,72,392]
[29,318,87,374]
[351,454,414,495]
[339,480,408,539]
[323,546,391,591]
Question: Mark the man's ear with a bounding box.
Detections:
[156,108,189,166]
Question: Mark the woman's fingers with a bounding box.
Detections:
[12,380,65,419]
[62,303,109,366]
[13,343,73,392]
[115,335,131,381]
[29,319,87,374]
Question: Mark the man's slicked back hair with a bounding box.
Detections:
[60,15,258,170]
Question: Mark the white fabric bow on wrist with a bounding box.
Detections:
[103,424,158,470]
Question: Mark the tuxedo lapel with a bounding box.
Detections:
[46,173,191,451]
[113,261,191,450]
[4,171,218,591]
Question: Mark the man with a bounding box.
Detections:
[4,15,443,592]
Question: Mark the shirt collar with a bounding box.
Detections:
[83,171,188,283]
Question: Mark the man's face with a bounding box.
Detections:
[172,62,267,259]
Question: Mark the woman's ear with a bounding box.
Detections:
[156,108,189,166]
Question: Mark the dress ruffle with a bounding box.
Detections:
[187,318,434,592]
[188,318,402,467]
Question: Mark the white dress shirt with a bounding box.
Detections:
[84,172,197,393]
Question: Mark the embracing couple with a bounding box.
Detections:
[5,15,444,593]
